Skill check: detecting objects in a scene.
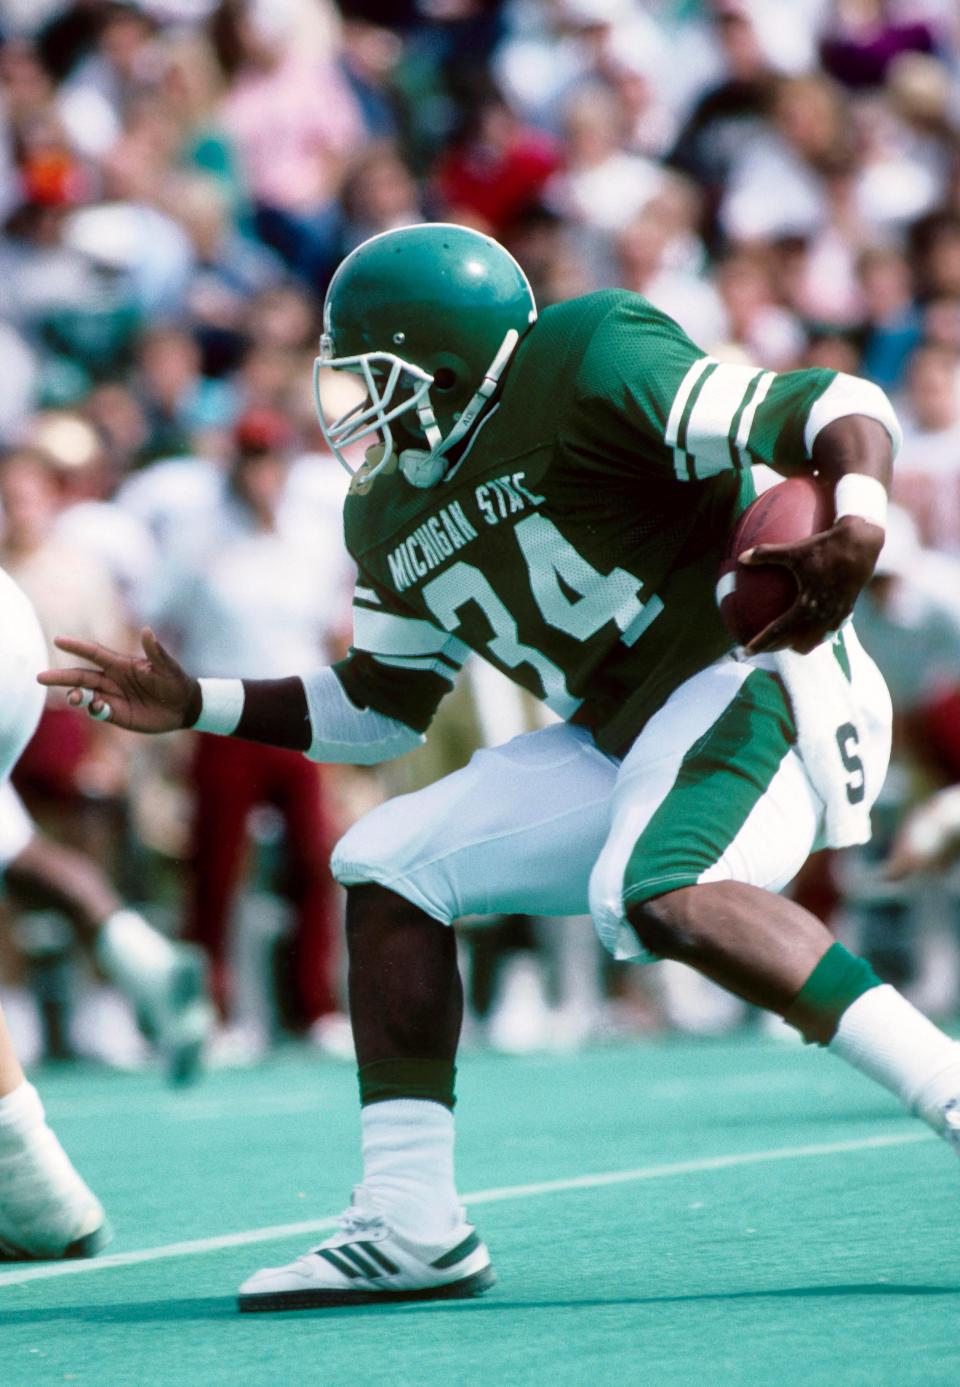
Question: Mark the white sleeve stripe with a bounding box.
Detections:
[685,363,764,477]
[735,370,775,467]
[373,653,460,678]
[802,374,902,459]
[664,356,714,448]
[353,606,467,659]
[354,585,381,604]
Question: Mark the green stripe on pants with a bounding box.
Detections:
[622,669,797,907]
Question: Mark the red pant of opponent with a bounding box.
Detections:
[186,733,339,1025]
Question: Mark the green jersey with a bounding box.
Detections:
[334,290,839,757]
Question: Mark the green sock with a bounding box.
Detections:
[358,1058,457,1110]
[783,942,882,1046]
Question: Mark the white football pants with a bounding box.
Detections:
[332,652,889,961]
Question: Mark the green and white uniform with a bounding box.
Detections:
[329,290,897,955]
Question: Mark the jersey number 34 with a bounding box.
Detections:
[422,514,662,717]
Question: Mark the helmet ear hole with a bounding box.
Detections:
[433,367,457,392]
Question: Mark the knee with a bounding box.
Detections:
[331,815,382,884]
[345,881,399,935]
[331,802,420,891]
[625,888,702,962]
[344,882,446,947]
[332,798,460,926]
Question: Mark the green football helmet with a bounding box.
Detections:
[315,223,537,488]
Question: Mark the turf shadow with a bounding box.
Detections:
[5,1281,960,1327]
[246,1281,960,1320]
[0,1296,235,1325]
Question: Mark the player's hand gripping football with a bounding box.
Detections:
[741,513,885,655]
[37,628,199,733]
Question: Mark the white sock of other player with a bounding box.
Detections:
[360,1100,461,1242]
[94,909,211,1082]
[95,908,179,1011]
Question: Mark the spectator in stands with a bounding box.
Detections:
[719,73,852,243]
[141,409,352,1059]
[134,324,236,464]
[857,246,922,390]
[0,446,130,871]
[668,0,778,243]
[210,0,365,284]
[714,247,806,368]
[432,88,560,238]
[333,142,423,256]
[615,199,727,349]
[893,341,960,555]
[56,1,158,160]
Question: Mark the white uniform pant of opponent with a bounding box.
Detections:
[0,568,45,871]
[332,648,891,963]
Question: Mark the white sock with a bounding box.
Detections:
[360,1099,460,1244]
[829,984,960,1131]
[0,1080,45,1148]
[95,909,176,1008]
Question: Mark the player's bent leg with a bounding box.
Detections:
[0,1005,110,1260]
[626,882,836,1014]
[589,659,960,1163]
[239,725,615,1311]
[589,659,812,962]
[589,661,840,1008]
[628,882,960,1156]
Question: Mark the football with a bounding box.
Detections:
[717,476,834,645]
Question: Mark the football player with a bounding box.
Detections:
[0,563,210,1259]
[41,225,960,1307]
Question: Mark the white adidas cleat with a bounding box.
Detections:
[238,1190,495,1312]
[0,1120,111,1260]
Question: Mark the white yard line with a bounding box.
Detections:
[0,1129,932,1290]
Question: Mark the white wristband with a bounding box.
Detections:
[193,678,245,735]
[834,474,888,529]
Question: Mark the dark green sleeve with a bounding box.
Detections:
[566,294,837,481]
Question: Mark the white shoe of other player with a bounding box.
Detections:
[238,1187,495,1312]
[95,915,213,1085]
[205,1021,268,1071]
[151,944,214,1086]
[0,1104,110,1260]
[308,1011,355,1061]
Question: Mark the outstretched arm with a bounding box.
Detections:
[38,629,311,747]
[38,629,424,764]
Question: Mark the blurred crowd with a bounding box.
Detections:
[2,0,960,1065]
